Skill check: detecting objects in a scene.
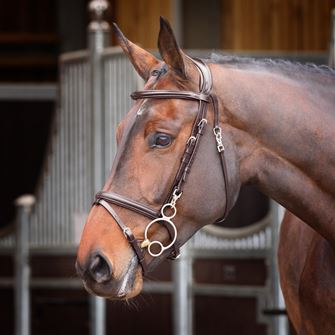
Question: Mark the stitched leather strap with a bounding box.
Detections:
[210,95,230,222]
[96,191,158,220]
[96,199,148,274]
[95,192,180,264]
[131,90,209,102]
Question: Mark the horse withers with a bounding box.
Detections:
[76,18,335,334]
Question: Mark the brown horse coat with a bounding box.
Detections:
[279,213,335,334]
[76,18,335,334]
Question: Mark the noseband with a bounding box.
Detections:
[94,58,230,275]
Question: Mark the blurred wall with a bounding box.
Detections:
[112,0,335,51]
[113,0,173,48]
[220,0,335,51]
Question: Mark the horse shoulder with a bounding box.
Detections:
[279,210,335,335]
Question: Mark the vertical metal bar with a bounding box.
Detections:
[84,60,91,209]
[89,296,106,335]
[60,63,67,245]
[267,201,289,335]
[172,245,193,335]
[87,1,111,334]
[88,0,110,193]
[104,57,110,173]
[84,58,91,210]
[15,195,35,335]
[328,9,335,68]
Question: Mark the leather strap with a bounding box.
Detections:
[95,192,180,265]
[96,191,159,220]
[210,95,230,222]
[131,90,209,102]
[96,199,148,274]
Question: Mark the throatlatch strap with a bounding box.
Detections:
[211,95,230,222]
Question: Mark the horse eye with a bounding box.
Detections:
[152,133,172,148]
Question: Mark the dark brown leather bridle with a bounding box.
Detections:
[94,57,230,275]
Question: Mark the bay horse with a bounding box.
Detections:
[76,18,335,335]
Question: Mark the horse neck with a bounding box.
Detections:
[211,63,335,245]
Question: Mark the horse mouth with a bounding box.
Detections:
[77,256,143,300]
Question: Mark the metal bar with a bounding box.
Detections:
[60,50,89,63]
[267,201,289,335]
[191,248,268,259]
[89,296,106,335]
[192,284,266,297]
[87,1,111,334]
[88,2,110,194]
[0,84,57,101]
[3,275,271,298]
[329,9,335,68]
[0,278,83,289]
[0,246,79,255]
[173,245,193,335]
[14,195,35,335]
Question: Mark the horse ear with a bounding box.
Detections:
[158,17,188,79]
[113,23,160,81]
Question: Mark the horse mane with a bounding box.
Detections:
[208,53,335,86]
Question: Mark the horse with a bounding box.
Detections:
[76,17,335,334]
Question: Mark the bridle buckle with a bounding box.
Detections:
[198,118,208,131]
[123,227,131,237]
[213,126,224,152]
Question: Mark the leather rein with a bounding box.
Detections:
[94,58,230,275]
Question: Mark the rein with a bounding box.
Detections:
[94,58,230,275]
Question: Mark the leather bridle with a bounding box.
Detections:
[94,57,230,275]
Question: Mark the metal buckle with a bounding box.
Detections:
[213,126,225,152]
[169,252,181,260]
[171,189,182,206]
[198,118,207,131]
[213,126,221,135]
[186,136,196,145]
[123,227,131,237]
[217,144,224,152]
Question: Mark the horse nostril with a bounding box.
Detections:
[89,253,112,284]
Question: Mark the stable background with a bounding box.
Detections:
[0,0,334,334]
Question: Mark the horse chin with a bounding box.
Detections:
[82,256,143,300]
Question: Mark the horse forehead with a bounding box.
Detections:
[147,99,184,119]
[118,71,196,138]
[136,97,189,126]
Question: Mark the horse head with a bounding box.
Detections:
[76,17,240,300]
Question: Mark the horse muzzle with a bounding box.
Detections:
[75,251,143,300]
